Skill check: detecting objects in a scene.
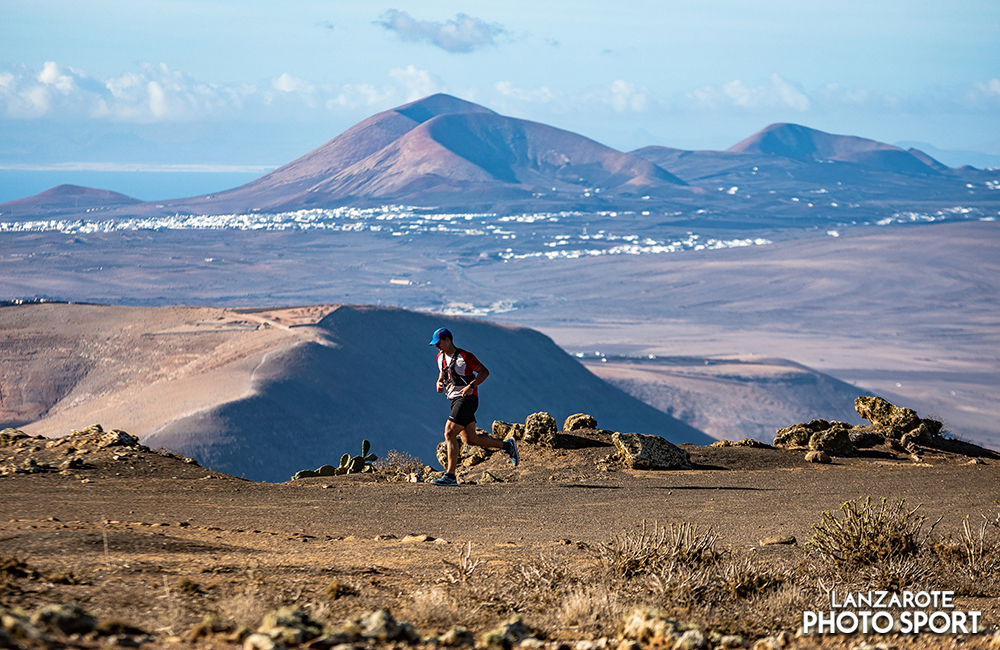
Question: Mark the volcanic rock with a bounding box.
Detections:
[855,396,921,434]
[808,426,853,457]
[30,604,96,636]
[492,420,525,440]
[563,413,597,431]
[773,420,834,447]
[612,432,692,470]
[524,412,557,447]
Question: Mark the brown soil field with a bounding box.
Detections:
[3,426,1000,650]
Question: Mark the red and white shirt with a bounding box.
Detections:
[437,349,483,399]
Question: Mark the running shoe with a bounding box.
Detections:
[431,473,458,486]
[505,437,519,467]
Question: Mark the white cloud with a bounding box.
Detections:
[819,83,869,105]
[376,10,506,53]
[691,74,810,111]
[389,65,441,102]
[493,81,560,104]
[0,162,274,173]
[972,78,1000,98]
[608,80,649,113]
[37,61,75,93]
[272,73,314,94]
[147,81,168,118]
[0,61,404,123]
[327,83,395,109]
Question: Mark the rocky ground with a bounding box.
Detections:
[3,416,1000,650]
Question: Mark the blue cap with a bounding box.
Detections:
[429,327,452,345]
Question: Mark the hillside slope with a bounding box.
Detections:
[2,303,710,482]
[0,184,140,218]
[143,305,710,481]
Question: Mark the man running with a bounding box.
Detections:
[429,327,518,486]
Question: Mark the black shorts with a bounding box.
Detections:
[448,395,479,427]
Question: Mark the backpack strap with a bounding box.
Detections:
[445,348,471,387]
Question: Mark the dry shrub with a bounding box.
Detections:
[809,497,934,567]
[326,580,359,600]
[719,556,785,600]
[375,449,425,482]
[599,521,718,579]
[926,510,1000,595]
[443,542,486,584]
[861,555,937,592]
[213,584,273,630]
[556,584,622,633]
[402,587,461,628]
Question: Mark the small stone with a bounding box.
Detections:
[759,536,796,546]
[244,633,282,650]
[804,451,831,463]
[718,636,747,648]
[439,626,475,647]
[480,616,536,649]
[30,604,96,635]
[673,629,707,650]
[353,609,418,643]
[257,607,322,645]
[98,430,139,448]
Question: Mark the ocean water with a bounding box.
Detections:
[0,170,267,203]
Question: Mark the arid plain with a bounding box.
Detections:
[2,220,997,450]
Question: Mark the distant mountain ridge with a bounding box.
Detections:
[0,184,140,216]
[726,123,944,176]
[1,94,992,219]
[193,94,688,213]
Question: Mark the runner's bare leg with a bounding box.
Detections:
[460,422,504,449]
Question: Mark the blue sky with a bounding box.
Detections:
[2,0,999,185]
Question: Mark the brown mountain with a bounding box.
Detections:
[726,123,944,176]
[155,94,688,213]
[0,184,140,218]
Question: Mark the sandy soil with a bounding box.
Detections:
[0,304,338,437]
[3,426,1000,649]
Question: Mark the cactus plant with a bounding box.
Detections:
[291,439,378,479]
[337,440,378,474]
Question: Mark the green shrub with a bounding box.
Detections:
[809,497,933,567]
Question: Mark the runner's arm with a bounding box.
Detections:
[460,365,489,396]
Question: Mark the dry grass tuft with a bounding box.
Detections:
[402,587,461,628]
[599,521,718,579]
